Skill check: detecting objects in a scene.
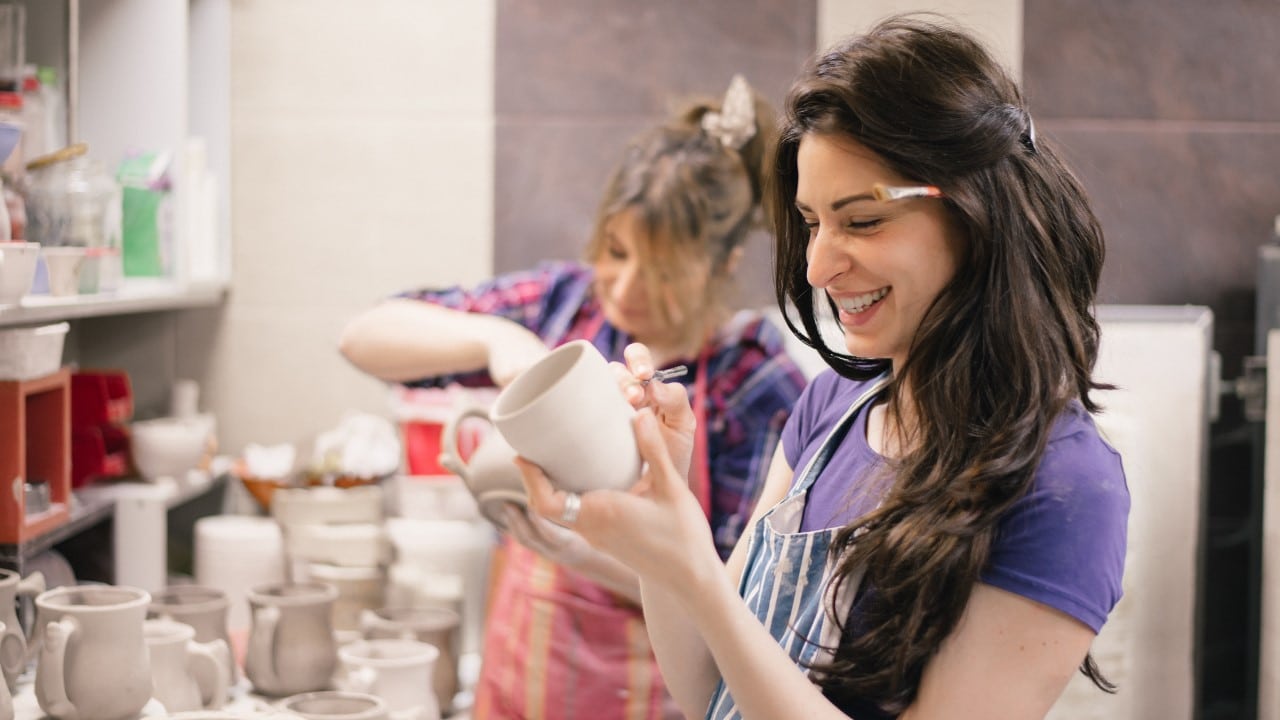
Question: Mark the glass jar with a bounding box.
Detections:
[24,142,120,251]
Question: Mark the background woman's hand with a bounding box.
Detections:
[484,320,549,386]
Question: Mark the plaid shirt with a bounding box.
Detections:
[400,261,807,558]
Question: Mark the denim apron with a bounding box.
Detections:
[705,374,890,720]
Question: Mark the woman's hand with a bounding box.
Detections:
[518,406,721,599]
[483,319,549,386]
[612,343,697,479]
[502,504,594,567]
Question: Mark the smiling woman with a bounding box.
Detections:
[515,13,1129,720]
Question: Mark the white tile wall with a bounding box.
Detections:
[206,0,496,452]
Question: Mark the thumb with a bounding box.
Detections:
[633,408,682,493]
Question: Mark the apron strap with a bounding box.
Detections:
[691,343,713,519]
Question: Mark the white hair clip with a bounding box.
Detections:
[701,74,756,150]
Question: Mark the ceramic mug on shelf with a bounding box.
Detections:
[244,582,339,697]
[491,339,641,494]
[34,584,153,720]
[0,568,44,691]
[143,618,230,713]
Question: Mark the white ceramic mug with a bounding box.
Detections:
[0,568,44,691]
[358,606,460,714]
[337,639,440,719]
[278,691,389,720]
[244,582,339,697]
[35,585,153,720]
[491,339,640,493]
[143,618,230,713]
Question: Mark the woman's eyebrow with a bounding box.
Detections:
[795,192,877,213]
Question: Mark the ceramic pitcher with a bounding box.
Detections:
[149,584,238,692]
[438,405,526,529]
[144,618,230,713]
[0,567,44,691]
[245,582,339,697]
[35,585,153,720]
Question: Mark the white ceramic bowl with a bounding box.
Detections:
[0,242,41,305]
[130,415,211,480]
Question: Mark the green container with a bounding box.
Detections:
[121,185,165,277]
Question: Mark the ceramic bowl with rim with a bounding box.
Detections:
[130,415,212,480]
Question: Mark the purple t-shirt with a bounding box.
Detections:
[783,370,1129,634]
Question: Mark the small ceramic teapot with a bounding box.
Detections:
[437,406,527,530]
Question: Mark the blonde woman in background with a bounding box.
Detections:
[339,76,807,719]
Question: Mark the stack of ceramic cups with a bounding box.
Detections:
[272,485,390,636]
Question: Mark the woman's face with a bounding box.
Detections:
[795,132,963,370]
[593,207,712,351]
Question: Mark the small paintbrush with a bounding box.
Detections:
[641,365,689,386]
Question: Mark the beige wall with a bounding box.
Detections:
[818,0,1022,79]
[211,0,495,452]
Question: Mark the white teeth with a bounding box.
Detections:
[837,288,888,313]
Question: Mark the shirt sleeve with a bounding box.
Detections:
[395,262,589,388]
[980,423,1130,633]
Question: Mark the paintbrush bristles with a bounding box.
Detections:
[871,183,944,202]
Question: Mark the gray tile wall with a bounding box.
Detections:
[1024,4,1280,717]
[493,0,817,308]
[1025,0,1280,374]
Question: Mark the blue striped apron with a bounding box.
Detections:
[705,374,890,720]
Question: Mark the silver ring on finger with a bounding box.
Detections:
[560,492,582,526]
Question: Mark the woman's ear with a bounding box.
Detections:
[723,246,746,276]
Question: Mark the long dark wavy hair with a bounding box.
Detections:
[769,15,1112,712]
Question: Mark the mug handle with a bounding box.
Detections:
[439,406,493,478]
[38,618,79,720]
[16,571,46,647]
[187,638,230,710]
[248,605,281,689]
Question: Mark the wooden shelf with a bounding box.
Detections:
[0,471,228,569]
[0,280,228,328]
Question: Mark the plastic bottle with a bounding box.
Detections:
[20,64,45,161]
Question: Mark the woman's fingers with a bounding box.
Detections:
[623,343,655,379]
[515,456,564,521]
[633,408,682,494]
